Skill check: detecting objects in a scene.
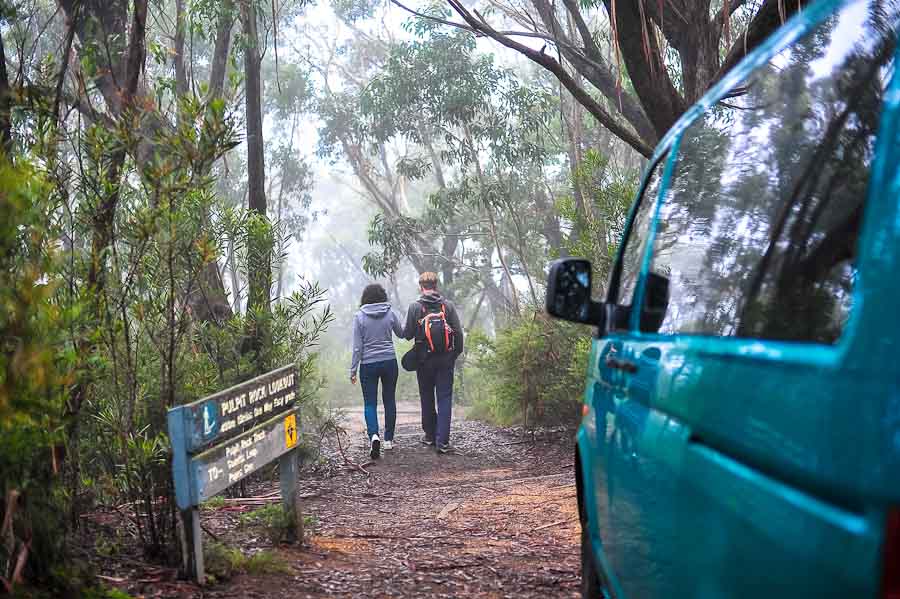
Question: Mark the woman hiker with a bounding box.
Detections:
[350,283,404,459]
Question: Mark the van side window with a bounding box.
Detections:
[646,0,897,343]
[613,158,666,316]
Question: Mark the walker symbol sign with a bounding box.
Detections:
[166,364,303,585]
[285,414,297,449]
[202,403,217,437]
[167,364,299,510]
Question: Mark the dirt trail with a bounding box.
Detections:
[93,403,581,598]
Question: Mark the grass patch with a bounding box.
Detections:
[201,496,226,510]
[204,542,290,582]
[238,504,301,544]
[245,551,292,575]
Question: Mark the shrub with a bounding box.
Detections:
[464,311,590,429]
[239,504,295,545]
[0,160,75,588]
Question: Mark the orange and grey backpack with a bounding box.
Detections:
[417,301,455,354]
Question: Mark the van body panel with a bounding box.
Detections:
[575,0,900,596]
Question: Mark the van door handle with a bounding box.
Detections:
[605,356,638,373]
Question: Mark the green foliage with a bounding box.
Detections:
[62,88,331,565]
[465,313,590,428]
[203,542,246,582]
[331,0,380,22]
[317,25,561,295]
[202,496,226,510]
[0,160,72,427]
[204,543,289,581]
[7,562,131,599]
[558,149,639,279]
[0,159,76,585]
[0,0,328,591]
[362,214,423,278]
[238,504,296,544]
[360,30,552,166]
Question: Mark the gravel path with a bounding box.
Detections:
[87,403,581,598]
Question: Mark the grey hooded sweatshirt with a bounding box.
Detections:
[349,302,404,377]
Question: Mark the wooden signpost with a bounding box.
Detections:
[167,365,301,583]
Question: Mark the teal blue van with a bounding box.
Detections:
[545,0,900,597]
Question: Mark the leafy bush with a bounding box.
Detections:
[239,504,295,544]
[64,101,332,563]
[464,312,590,429]
[0,160,76,588]
[556,149,637,282]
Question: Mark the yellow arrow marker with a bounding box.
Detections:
[284,414,297,449]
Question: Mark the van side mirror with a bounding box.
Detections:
[546,259,607,328]
[640,272,670,333]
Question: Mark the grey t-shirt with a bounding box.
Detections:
[349,302,403,377]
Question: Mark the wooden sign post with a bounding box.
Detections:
[167,365,301,583]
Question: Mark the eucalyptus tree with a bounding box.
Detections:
[315,15,573,324]
[381,0,809,158]
[0,0,325,573]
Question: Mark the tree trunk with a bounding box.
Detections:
[0,33,11,153]
[227,233,242,314]
[188,0,237,325]
[241,0,271,356]
[243,0,267,211]
[602,0,685,141]
[209,0,235,101]
[174,0,189,97]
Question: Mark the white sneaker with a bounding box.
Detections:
[370,434,381,459]
[383,440,394,450]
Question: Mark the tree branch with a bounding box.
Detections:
[536,0,656,143]
[716,0,809,82]
[601,0,685,138]
[52,5,79,128]
[390,0,607,53]
[445,0,653,157]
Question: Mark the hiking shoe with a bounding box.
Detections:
[436,443,452,454]
[383,440,394,451]
[420,436,435,446]
[370,434,381,459]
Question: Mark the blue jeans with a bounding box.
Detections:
[416,356,455,446]
[359,358,398,441]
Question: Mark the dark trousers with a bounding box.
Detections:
[416,356,455,446]
[359,359,398,441]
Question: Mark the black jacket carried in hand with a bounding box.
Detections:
[402,291,464,359]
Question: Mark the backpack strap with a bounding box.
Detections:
[424,313,435,352]
[440,304,450,349]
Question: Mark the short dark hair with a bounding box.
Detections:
[418,272,439,290]
[360,283,388,306]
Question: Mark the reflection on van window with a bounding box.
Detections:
[615,157,666,312]
[649,0,898,343]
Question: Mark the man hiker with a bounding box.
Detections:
[402,272,464,453]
